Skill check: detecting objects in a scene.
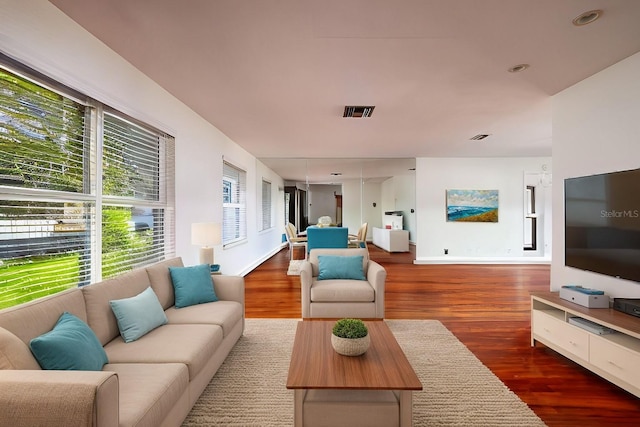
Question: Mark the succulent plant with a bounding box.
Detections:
[332,318,368,339]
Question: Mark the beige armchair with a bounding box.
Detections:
[300,248,386,319]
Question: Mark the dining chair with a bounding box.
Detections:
[348,222,368,249]
[285,223,307,260]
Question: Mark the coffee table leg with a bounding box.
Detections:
[294,389,306,426]
[399,390,412,427]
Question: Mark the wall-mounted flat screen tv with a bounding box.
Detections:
[565,168,640,283]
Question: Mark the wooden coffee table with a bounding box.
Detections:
[286,321,422,427]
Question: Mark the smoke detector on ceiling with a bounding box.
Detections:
[343,106,375,118]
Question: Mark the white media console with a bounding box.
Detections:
[531,292,640,397]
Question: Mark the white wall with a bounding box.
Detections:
[340,179,381,240]
[552,52,640,297]
[380,175,417,243]
[0,1,284,275]
[340,179,358,235]
[415,157,551,263]
[361,180,381,240]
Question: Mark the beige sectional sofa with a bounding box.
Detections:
[0,257,244,427]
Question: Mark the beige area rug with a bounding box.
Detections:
[287,259,305,276]
[182,319,546,426]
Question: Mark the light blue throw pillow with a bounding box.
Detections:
[29,312,108,371]
[169,264,218,308]
[109,287,168,343]
[317,255,366,281]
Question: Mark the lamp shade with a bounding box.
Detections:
[191,222,222,247]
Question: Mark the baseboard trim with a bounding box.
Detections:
[238,244,287,276]
[414,256,551,265]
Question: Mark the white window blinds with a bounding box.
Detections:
[0,67,93,309]
[0,59,175,309]
[261,179,271,231]
[0,69,88,193]
[101,112,175,278]
[222,161,246,246]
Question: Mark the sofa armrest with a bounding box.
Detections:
[299,261,313,318]
[0,370,119,427]
[366,260,387,318]
[212,275,245,307]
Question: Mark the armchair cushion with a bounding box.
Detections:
[317,255,366,281]
[310,280,374,302]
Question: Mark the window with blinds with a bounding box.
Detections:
[222,161,246,246]
[261,179,272,231]
[0,59,175,309]
[101,113,175,278]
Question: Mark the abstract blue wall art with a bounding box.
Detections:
[446,189,499,222]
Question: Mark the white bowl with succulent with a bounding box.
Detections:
[331,318,370,356]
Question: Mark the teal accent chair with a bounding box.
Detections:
[306,227,348,253]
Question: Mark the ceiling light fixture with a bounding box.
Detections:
[330,172,342,176]
[508,64,529,73]
[572,9,603,26]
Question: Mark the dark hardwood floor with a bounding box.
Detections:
[244,244,640,426]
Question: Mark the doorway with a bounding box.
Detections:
[285,186,308,231]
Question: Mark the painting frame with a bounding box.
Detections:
[446,189,499,222]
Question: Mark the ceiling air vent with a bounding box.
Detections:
[343,106,375,118]
[470,134,490,141]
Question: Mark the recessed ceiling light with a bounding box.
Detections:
[508,64,529,73]
[572,9,603,26]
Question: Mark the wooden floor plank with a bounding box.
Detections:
[244,244,640,426]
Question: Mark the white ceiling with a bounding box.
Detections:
[49,0,640,183]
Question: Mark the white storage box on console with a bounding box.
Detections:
[559,286,609,308]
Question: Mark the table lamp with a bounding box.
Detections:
[191,222,222,266]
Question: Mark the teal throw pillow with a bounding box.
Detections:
[29,312,108,371]
[169,264,218,308]
[109,287,168,343]
[317,255,366,281]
